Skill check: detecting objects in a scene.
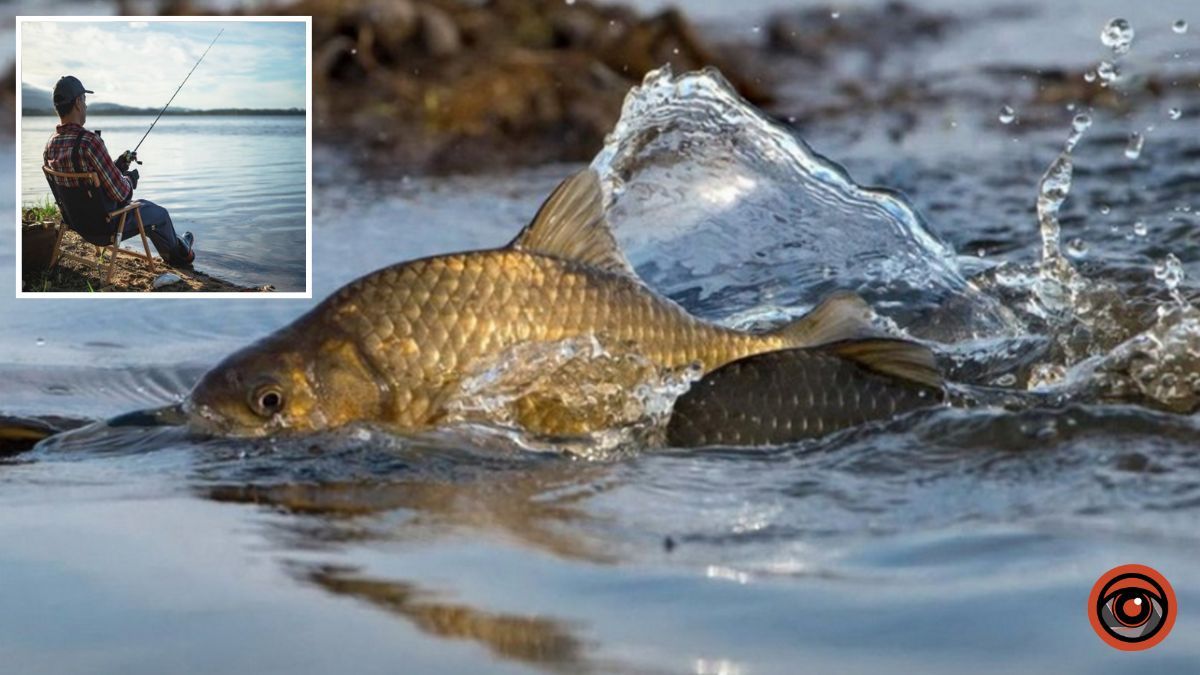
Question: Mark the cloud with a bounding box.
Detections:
[21,20,305,110]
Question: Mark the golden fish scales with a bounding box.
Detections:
[185,169,924,438]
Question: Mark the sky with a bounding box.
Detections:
[20,20,306,110]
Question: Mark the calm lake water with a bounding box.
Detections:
[2,1,1200,674]
[20,114,307,291]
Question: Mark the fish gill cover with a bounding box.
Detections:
[590,65,1017,340]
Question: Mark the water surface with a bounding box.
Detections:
[21,114,306,291]
[2,2,1200,674]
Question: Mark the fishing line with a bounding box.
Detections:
[132,28,224,155]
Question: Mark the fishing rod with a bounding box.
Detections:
[120,28,223,166]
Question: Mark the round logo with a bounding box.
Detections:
[1088,564,1176,651]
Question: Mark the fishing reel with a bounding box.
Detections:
[117,149,142,169]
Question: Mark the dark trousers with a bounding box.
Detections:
[117,200,189,264]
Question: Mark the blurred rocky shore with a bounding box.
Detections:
[5,0,1196,174]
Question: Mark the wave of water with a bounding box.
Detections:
[590,66,1198,417]
[591,65,1019,341]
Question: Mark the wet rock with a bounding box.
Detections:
[418,5,461,58]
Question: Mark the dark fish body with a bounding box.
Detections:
[666,340,945,447]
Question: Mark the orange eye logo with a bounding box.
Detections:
[1088,564,1176,651]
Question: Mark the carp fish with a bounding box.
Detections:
[665,340,945,447]
[186,169,936,438]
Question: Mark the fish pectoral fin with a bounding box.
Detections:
[770,291,876,346]
[819,338,943,389]
[507,168,636,276]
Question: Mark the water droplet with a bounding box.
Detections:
[672,47,679,55]
[1101,18,1135,56]
[349,47,357,55]
[752,25,761,34]
[1100,204,1111,215]
[831,11,840,19]
[1133,220,1148,236]
[977,247,987,257]
[1067,237,1088,257]
[1169,107,1182,120]
[1173,20,1188,34]
[1066,102,1077,111]
[35,337,46,347]
[1124,131,1144,159]
[1065,113,1092,152]
[1097,60,1119,84]
[1083,70,1097,83]
[999,105,1016,124]
[565,0,576,4]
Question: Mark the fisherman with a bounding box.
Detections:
[43,76,195,266]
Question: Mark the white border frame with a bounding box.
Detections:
[14,15,313,299]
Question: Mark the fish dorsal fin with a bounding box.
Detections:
[821,338,944,389]
[507,168,635,276]
[770,291,877,347]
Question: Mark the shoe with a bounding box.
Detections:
[174,232,195,267]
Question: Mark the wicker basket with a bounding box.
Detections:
[22,221,61,272]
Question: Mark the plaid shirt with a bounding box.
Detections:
[43,122,132,204]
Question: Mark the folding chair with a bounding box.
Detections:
[42,165,156,287]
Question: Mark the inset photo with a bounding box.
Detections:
[16,16,311,296]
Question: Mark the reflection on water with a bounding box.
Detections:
[21,115,306,291]
[290,563,588,670]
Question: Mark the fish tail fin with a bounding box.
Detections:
[770,291,876,347]
[819,338,943,388]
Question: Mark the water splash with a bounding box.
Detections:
[1034,124,1086,292]
[1154,253,1187,304]
[590,65,1015,341]
[1082,302,1200,414]
[441,336,702,456]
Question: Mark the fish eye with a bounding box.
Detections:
[249,383,285,418]
[1098,575,1168,641]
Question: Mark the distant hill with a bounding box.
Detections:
[21,83,53,113]
[21,82,304,117]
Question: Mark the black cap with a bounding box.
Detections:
[52,75,93,107]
